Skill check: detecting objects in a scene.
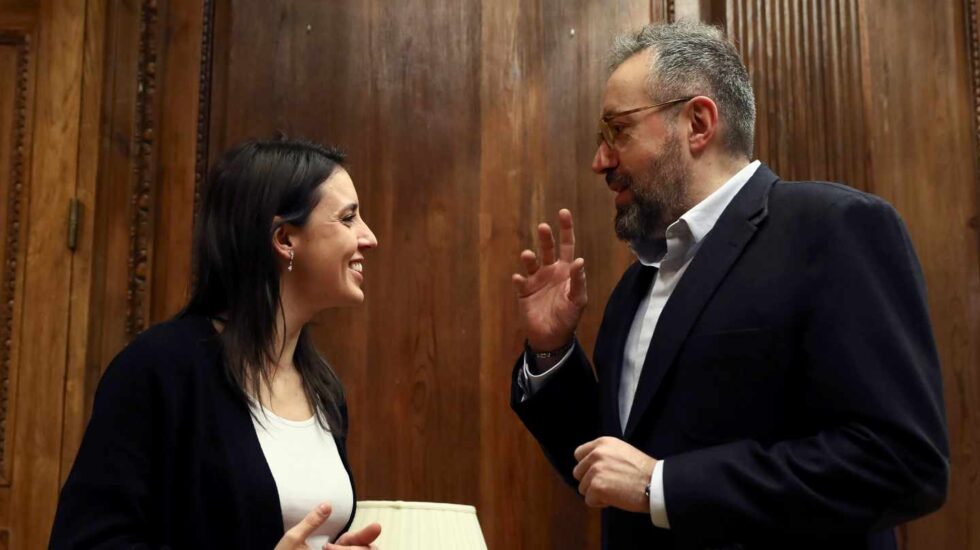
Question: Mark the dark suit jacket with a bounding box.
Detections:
[512,165,949,549]
[50,314,356,549]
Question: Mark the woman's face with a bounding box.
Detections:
[289,168,378,310]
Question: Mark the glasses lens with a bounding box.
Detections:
[598,120,615,148]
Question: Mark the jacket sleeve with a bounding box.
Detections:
[49,341,167,549]
[664,194,950,541]
[510,341,601,489]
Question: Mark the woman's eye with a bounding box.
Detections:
[341,215,357,226]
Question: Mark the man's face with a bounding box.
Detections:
[592,51,693,242]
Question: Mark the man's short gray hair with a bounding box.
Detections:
[609,20,756,158]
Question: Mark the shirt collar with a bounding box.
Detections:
[631,160,761,266]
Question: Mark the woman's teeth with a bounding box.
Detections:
[350,261,363,273]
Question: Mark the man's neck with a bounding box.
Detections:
[687,153,751,206]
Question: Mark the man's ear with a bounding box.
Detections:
[686,96,719,155]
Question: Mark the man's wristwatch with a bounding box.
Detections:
[527,340,573,360]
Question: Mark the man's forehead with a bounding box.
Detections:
[602,51,654,112]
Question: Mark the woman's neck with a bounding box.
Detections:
[272,306,303,371]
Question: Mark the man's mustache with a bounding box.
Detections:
[606,171,632,189]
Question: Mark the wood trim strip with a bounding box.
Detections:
[127,0,159,338]
[192,0,215,247]
[0,30,31,486]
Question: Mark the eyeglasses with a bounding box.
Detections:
[596,97,694,149]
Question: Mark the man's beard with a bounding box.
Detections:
[611,131,692,242]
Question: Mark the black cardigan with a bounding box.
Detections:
[50,314,356,549]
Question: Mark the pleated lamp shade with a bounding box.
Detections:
[348,501,488,550]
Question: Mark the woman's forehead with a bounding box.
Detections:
[317,169,358,209]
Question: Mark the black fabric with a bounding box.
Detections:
[512,165,949,549]
[50,314,356,549]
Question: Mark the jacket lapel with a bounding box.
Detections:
[596,262,657,437]
[623,164,778,440]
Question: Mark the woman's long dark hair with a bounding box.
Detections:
[183,137,347,434]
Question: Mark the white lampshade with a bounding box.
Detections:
[348,501,488,550]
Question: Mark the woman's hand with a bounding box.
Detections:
[274,503,382,550]
[324,522,382,549]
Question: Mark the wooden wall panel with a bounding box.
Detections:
[478,1,648,547]
[723,1,980,548]
[148,0,207,324]
[0,0,34,15]
[59,0,108,483]
[204,1,657,548]
[63,0,212,453]
[861,1,980,548]
[20,0,976,548]
[6,0,83,545]
[727,0,871,191]
[209,0,489,518]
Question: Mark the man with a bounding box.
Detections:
[510,21,949,549]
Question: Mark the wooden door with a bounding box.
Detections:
[0,0,101,546]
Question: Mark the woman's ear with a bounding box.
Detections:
[271,216,294,263]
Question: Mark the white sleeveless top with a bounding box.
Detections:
[250,405,354,548]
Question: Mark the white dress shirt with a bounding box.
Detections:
[521,160,760,528]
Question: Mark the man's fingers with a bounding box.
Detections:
[512,273,528,295]
[581,467,609,509]
[584,487,607,509]
[572,444,599,481]
[331,522,382,547]
[537,223,557,265]
[578,462,600,497]
[287,502,332,542]
[568,258,587,306]
[520,249,540,276]
[557,209,576,263]
[574,438,601,462]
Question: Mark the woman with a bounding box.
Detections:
[50,138,381,549]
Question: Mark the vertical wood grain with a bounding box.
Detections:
[862,1,980,548]
[721,1,979,548]
[148,0,205,324]
[728,0,870,190]
[12,1,975,549]
[7,0,84,546]
[59,0,108,484]
[477,3,649,546]
[210,0,487,517]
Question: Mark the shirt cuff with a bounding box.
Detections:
[518,344,576,402]
[649,459,670,528]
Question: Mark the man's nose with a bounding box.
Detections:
[592,141,617,174]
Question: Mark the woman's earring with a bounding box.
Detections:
[288,249,294,272]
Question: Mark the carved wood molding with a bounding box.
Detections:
[0,30,31,485]
[193,0,215,236]
[968,0,980,250]
[127,0,159,339]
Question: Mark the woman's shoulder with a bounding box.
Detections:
[106,314,220,384]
